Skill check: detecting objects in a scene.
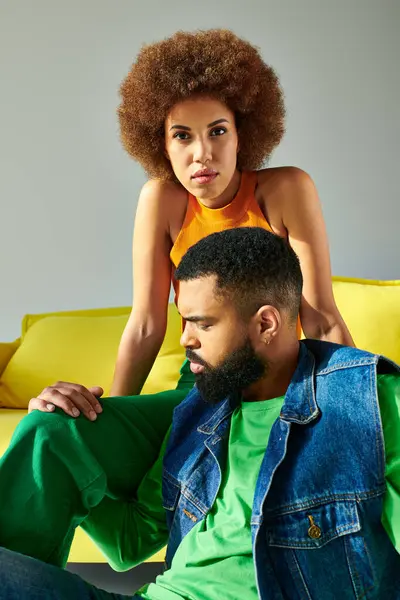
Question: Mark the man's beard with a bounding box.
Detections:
[186,339,266,407]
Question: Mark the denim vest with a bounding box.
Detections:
[162,341,400,599]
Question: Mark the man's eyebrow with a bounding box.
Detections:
[182,315,209,323]
[169,118,229,132]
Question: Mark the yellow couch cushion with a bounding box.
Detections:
[0,340,20,377]
[0,304,185,409]
[332,277,400,363]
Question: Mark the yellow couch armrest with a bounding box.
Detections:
[0,340,20,377]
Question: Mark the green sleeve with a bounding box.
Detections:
[378,373,400,553]
[124,427,171,565]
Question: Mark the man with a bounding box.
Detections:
[1,227,400,599]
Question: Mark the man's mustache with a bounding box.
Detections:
[185,349,208,368]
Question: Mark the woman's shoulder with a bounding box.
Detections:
[255,166,314,194]
[137,178,187,222]
[140,178,188,203]
[253,167,318,236]
[136,179,188,241]
[255,166,317,211]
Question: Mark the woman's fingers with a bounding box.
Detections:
[29,388,81,418]
[54,382,103,415]
[28,382,104,420]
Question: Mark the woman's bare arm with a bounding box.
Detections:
[110,180,176,396]
[279,168,354,346]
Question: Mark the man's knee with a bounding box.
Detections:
[7,409,76,455]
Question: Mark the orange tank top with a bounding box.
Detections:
[169,171,302,337]
[170,171,271,268]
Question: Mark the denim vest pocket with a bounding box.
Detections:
[267,500,360,549]
[265,500,376,599]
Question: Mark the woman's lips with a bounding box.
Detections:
[189,361,205,374]
[192,173,218,185]
[191,171,218,185]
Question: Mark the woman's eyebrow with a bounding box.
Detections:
[170,124,191,131]
[169,118,229,132]
[207,118,229,127]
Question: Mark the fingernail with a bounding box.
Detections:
[89,410,97,421]
[46,404,55,411]
[95,404,102,413]
[72,408,80,417]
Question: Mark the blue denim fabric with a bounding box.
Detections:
[0,547,142,600]
[162,340,400,599]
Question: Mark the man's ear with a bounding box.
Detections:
[255,305,281,345]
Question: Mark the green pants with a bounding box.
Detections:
[0,362,194,570]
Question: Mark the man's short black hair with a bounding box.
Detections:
[175,227,303,323]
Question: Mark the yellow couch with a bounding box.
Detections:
[1,277,400,563]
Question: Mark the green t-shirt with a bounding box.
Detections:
[139,395,283,600]
[136,373,400,600]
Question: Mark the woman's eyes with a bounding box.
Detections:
[210,127,227,137]
[172,127,227,141]
[173,132,190,140]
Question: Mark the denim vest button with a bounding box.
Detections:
[307,515,321,539]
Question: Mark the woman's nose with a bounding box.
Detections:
[192,138,212,164]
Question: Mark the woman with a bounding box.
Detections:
[29,28,353,418]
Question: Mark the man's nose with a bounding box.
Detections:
[180,323,200,349]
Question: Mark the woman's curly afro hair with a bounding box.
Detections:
[118,29,285,180]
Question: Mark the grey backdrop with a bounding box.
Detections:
[1,0,399,341]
